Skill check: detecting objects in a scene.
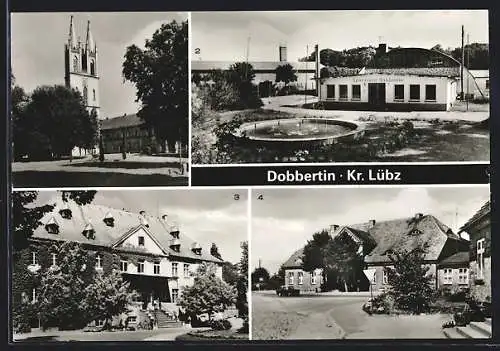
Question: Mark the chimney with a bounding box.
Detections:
[139,210,146,217]
[329,224,339,234]
[162,214,168,221]
[377,43,387,56]
[279,44,287,62]
[368,219,376,228]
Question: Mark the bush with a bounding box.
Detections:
[210,319,232,331]
[13,301,36,333]
[442,320,455,329]
[366,293,396,314]
[453,311,470,326]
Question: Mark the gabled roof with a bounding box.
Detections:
[282,248,305,269]
[100,114,144,130]
[438,251,470,267]
[191,60,320,72]
[459,201,490,234]
[31,201,223,263]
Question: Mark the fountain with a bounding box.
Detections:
[235,118,364,149]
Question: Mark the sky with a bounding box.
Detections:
[192,10,489,62]
[11,12,187,118]
[251,186,490,275]
[33,189,248,264]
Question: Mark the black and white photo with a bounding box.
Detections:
[11,12,189,187]
[251,186,491,339]
[191,10,489,164]
[12,189,249,341]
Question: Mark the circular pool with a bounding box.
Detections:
[236,118,364,148]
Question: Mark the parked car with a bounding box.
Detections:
[276,285,300,297]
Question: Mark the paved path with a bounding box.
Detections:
[252,291,449,339]
[261,95,489,122]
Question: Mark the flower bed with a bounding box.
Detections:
[175,329,249,341]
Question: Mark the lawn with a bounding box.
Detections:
[175,329,249,341]
[13,171,188,187]
[193,108,489,163]
[252,310,306,340]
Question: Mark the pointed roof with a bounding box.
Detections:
[459,201,490,234]
[86,20,96,52]
[68,15,77,48]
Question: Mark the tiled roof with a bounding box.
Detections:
[282,214,465,268]
[459,201,491,233]
[100,114,144,130]
[31,201,223,263]
[282,248,305,269]
[438,251,470,267]
[364,67,460,77]
[191,60,320,72]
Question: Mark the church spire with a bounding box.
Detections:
[68,15,77,49]
[86,20,96,53]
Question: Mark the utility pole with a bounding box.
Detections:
[461,25,464,101]
[245,36,250,81]
[466,33,470,111]
[305,45,308,106]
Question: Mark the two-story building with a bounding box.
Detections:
[14,200,224,328]
[282,213,470,293]
[458,201,491,303]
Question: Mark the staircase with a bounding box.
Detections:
[443,319,492,339]
[154,310,183,328]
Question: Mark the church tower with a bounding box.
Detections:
[64,16,100,118]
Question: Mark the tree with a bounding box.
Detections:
[227,62,262,110]
[251,267,270,289]
[123,20,188,153]
[227,62,255,85]
[13,191,97,251]
[13,85,97,160]
[83,270,138,329]
[385,245,436,314]
[268,266,285,290]
[236,241,248,320]
[177,263,236,320]
[37,242,95,330]
[11,85,30,160]
[275,64,298,87]
[99,134,105,162]
[210,243,222,260]
[222,261,239,286]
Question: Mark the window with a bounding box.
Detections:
[32,288,36,303]
[120,259,128,272]
[372,271,377,284]
[477,238,485,279]
[138,236,145,247]
[288,272,294,285]
[311,272,317,285]
[410,85,420,100]
[137,259,145,273]
[51,253,57,266]
[31,251,37,266]
[425,84,436,101]
[90,61,95,75]
[298,272,304,285]
[394,85,404,101]
[326,85,335,99]
[172,289,179,303]
[73,56,78,72]
[339,85,348,100]
[172,263,178,277]
[95,319,105,327]
[154,261,160,275]
[95,255,102,270]
[443,268,453,285]
[383,270,388,285]
[352,85,361,100]
[93,89,96,101]
[486,80,490,89]
[83,86,88,105]
[184,264,189,277]
[458,268,469,285]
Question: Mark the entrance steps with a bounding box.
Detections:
[443,318,491,339]
[155,310,183,328]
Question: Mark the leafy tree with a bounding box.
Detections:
[37,242,95,330]
[275,64,298,88]
[11,85,30,160]
[177,263,236,320]
[236,241,248,332]
[13,191,96,251]
[222,261,239,286]
[302,229,330,273]
[210,243,223,260]
[99,134,105,162]
[251,267,270,288]
[386,245,436,314]
[123,20,188,153]
[83,270,138,329]
[228,62,255,85]
[268,266,286,290]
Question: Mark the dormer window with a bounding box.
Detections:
[103,212,114,227]
[45,217,59,234]
[59,206,72,219]
[170,239,181,252]
[191,242,202,255]
[82,223,95,240]
[409,228,422,235]
[170,226,180,239]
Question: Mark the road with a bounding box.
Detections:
[252,291,449,340]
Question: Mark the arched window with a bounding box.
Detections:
[93,89,96,101]
[83,86,88,105]
[73,56,78,72]
[82,50,87,72]
[90,60,95,75]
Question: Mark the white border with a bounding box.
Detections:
[247,187,252,341]
[187,11,193,187]
[192,161,490,167]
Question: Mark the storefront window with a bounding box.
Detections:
[394,85,404,100]
[327,85,335,99]
[339,85,348,100]
[425,85,436,101]
[352,85,361,100]
[410,85,420,100]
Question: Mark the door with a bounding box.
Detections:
[368,83,386,108]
